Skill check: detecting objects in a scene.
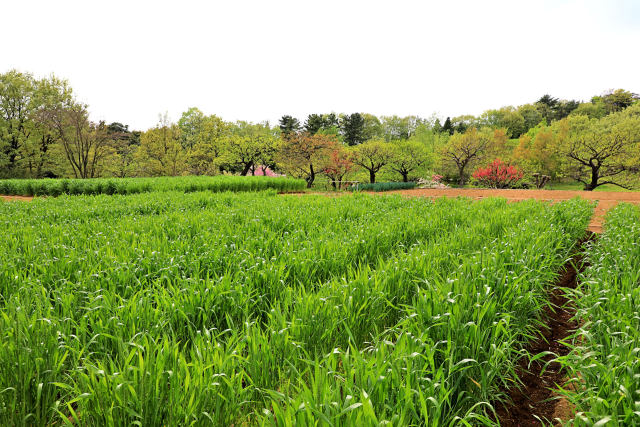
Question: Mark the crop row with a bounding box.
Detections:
[0,192,593,425]
[0,175,306,196]
[348,182,418,192]
[559,203,640,426]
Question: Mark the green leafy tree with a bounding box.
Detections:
[186,114,229,175]
[224,121,279,175]
[432,118,443,133]
[0,70,36,175]
[104,122,138,178]
[481,107,525,138]
[451,115,478,134]
[48,102,115,179]
[178,107,205,149]
[135,114,185,176]
[23,75,73,178]
[351,140,393,183]
[277,132,334,187]
[512,123,561,179]
[381,115,424,141]
[361,113,384,141]
[388,140,431,182]
[518,104,543,133]
[559,104,640,190]
[441,128,491,185]
[225,135,261,175]
[570,101,607,120]
[601,89,638,113]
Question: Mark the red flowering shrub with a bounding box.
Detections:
[472,159,524,189]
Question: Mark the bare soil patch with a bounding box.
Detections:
[1,195,34,202]
[494,233,595,426]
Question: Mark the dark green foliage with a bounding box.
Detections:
[442,116,453,135]
[348,181,417,192]
[278,115,301,136]
[536,94,580,123]
[304,114,325,134]
[341,112,366,145]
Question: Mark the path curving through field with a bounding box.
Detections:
[1,195,34,202]
[494,234,595,425]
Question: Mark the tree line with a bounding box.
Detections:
[1,69,639,190]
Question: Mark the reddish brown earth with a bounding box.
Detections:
[0,195,34,202]
[494,234,594,426]
[374,188,640,234]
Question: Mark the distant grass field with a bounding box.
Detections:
[0,175,306,196]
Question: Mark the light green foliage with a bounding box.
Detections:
[380,115,425,141]
[570,101,607,120]
[601,89,637,114]
[560,204,640,425]
[559,103,640,190]
[135,118,185,176]
[178,107,206,149]
[0,70,73,178]
[388,139,432,182]
[350,140,394,183]
[517,103,544,132]
[0,70,36,174]
[224,121,279,175]
[440,127,493,185]
[480,106,526,139]
[0,192,593,425]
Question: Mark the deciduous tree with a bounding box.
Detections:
[351,140,393,183]
[49,102,114,179]
[277,132,334,187]
[440,128,491,185]
[601,89,638,113]
[559,105,640,190]
[135,114,185,176]
[322,142,353,189]
[388,140,431,182]
[0,70,36,175]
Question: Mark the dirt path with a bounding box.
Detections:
[1,195,34,202]
[494,234,594,426]
[375,188,640,234]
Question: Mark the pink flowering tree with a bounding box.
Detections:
[472,159,524,189]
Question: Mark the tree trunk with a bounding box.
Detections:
[241,162,252,176]
[457,165,466,186]
[401,172,408,182]
[306,164,315,188]
[369,170,376,183]
[584,166,600,191]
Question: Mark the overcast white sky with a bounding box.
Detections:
[2,0,639,130]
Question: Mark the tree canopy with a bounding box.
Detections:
[1,68,639,190]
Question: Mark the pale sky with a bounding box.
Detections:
[2,0,639,130]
